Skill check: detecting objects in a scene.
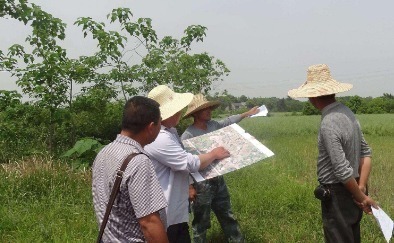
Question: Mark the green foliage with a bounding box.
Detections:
[61,138,104,168]
[2,2,229,160]
[74,8,228,100]
[1,1,71,153]
[0,103,50,162]
[344,95,363,113]
[71,93,122,140]
[0,157,95,242]
[138,25,229,94]
[0,90,22,111]
[302,102,320,115]
[2,114,393,242]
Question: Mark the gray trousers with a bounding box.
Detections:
[321,183,363,243]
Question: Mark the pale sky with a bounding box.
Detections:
[1,0,394,98]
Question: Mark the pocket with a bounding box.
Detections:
[314,185,331,201]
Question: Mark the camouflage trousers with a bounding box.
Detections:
[192,176,243,243]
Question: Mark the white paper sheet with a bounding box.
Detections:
[372,206,394,243]
[250,104,268,117]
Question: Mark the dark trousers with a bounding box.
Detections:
[167,222,191,243]
[192,176,243,243]
[321,183,363,243]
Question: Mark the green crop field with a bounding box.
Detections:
[1,114,393,242]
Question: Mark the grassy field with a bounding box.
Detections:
[1,113,393,242]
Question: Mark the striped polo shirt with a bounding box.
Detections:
[92,134,167,242]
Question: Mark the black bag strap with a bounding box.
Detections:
[96,152,143,243]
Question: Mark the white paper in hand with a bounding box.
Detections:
[372,206,394,243]
[250,105,268,117]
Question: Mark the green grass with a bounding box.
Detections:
[1,114,393,242]
[0,157,96,242]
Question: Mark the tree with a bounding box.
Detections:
[276,98,287,112]
[302,102,320,115]
[137,25,230,94]
[239,95,248,103]
[383,93,393,99]
[0,90,22,111]
[1,2,231,160]
[74,8,159,102]
[1,1,70,152]
[75,9,229,99]
[346,95,363,114]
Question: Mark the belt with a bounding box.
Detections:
[321,177,360,188]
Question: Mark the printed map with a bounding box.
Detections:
[183,124,274,182]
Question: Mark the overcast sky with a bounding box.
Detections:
[1,0,394,98]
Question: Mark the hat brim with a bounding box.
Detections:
[288,79,353,98]
[183,101,221,119]
[160,93,194,120]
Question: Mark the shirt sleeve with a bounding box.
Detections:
[146,130,201,173]
[217,114,243,128]
[127,155,168,219]
[181,130,193,141]
[320,126,353,183]
[360,133,372,158]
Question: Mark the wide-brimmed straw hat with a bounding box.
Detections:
[148,85,193,120]
[288,64,353,98]
[183,93,221,119]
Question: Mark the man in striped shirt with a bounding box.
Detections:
[92,96,168,242]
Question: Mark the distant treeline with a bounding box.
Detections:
[0,90,393,163]
[207,92,394,115]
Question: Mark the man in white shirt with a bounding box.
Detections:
[144,85,230,243]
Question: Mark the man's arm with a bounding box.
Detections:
[240,106,260,118]
[198,147,230,169]
[358,131,372,194]
[217,106,260,128]
[180,130,193,141]
[358,156,371,194]
[344,177,377,214]
[138,211,168,243]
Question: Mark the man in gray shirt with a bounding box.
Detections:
[288,64,377,243]
[181,93,259,243]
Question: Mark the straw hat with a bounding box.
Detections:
[148,85,194,120]
[288,64,353,98]
[183,93,221,118]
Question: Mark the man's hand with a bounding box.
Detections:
[242,106,260,118]
[198,146,230,170]
[189,184,196,202]
[210,146,230,160]
[358,196,378,214]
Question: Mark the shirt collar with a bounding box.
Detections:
[321,101,341,116]
[161,125,177,133]
[115,134,144,151]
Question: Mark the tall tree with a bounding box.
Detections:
[138,25,230,94]
[1,0,71,152]
[75,8,159,102]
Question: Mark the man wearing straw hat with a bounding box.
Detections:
[288,64,377,243]
[181,93,259,243]
[144,85,231,243]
